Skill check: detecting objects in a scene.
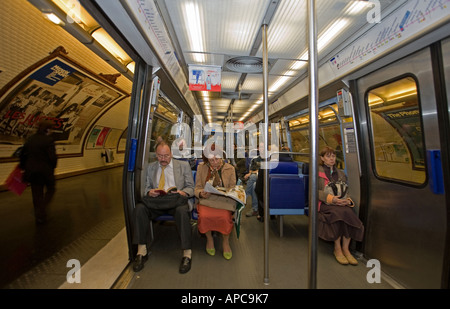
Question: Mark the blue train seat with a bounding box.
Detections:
[268,161,306,236]
[194,159,203,170]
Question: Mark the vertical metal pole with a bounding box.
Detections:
[262,23,270,285]
[307,0,319,289]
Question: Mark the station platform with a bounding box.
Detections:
[0,166,125,288]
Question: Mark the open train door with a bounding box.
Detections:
[122,61,160,261]
[355,43,449,288]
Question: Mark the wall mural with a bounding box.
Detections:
[0,47,129,160]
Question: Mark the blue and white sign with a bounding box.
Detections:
[29,59,76,86]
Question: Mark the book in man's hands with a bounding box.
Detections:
[204,182,246,205]
[154,186,178,196]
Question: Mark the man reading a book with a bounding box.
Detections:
[132,141,195,274]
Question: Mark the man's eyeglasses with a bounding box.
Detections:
[157,154,170,159]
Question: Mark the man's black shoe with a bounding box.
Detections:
[133,254,148,272]
[179,256,192,274]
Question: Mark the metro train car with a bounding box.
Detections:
[0,0,449,294]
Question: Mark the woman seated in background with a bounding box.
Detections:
[318,146,364,265]
[195,144,237,260]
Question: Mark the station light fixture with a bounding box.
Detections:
[43,12,65,26]
[91,27,132,65]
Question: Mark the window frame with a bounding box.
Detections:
[364,73,428,188]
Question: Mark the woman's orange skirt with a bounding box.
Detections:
[197,204,233,235]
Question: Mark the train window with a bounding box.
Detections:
[366,76,426,185]
[155,96,178,123]
[148,96,179,157]
[288,104,344,168]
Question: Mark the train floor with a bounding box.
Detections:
[119,214,394,289]
[1,166,395,290]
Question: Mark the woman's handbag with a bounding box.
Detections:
[5,164,27,195]
[199,194,236,212]
[324,180,348,199]
[324,180,354,207]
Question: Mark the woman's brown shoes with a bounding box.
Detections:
[334,251,358,266]
[334,251,349,265]
[344,253,358,265]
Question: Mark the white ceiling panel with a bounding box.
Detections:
[269,59,305,77]
[220,72,240,92]
[241,74,264,93]
[263,0,307,59]
[249,93,263,101]
[165,0,270,57]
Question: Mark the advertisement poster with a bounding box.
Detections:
[378,107,424,170]
[0,48,128,158]
[188,65,221,92]
[87,127,102,148]
[95,127,111,147]
[86,125,123,150]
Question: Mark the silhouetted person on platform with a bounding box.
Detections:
[20,120,57,224]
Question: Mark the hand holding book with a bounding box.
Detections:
[149,186,178,197]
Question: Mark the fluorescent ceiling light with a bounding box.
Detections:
[346,1,370,15]
[318,19,349,51]
[269,75,291,92]
[246,17,349,108]
[291,17,348,72]
[244,14,350,120]
[184,2,205,63]
[291,51,309,70]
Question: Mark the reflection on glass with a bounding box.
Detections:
[288,104,343,168]
[367,76,425,185]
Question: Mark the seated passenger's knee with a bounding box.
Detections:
[175,204,190,216]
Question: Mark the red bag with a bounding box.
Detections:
[5,165,27,195]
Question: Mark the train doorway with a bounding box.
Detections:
[356,46,447,288]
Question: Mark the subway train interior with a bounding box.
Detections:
[1,0,449,294]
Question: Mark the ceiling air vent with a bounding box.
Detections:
[225,56,264,73]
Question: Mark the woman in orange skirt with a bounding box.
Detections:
[195,145,236,260]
